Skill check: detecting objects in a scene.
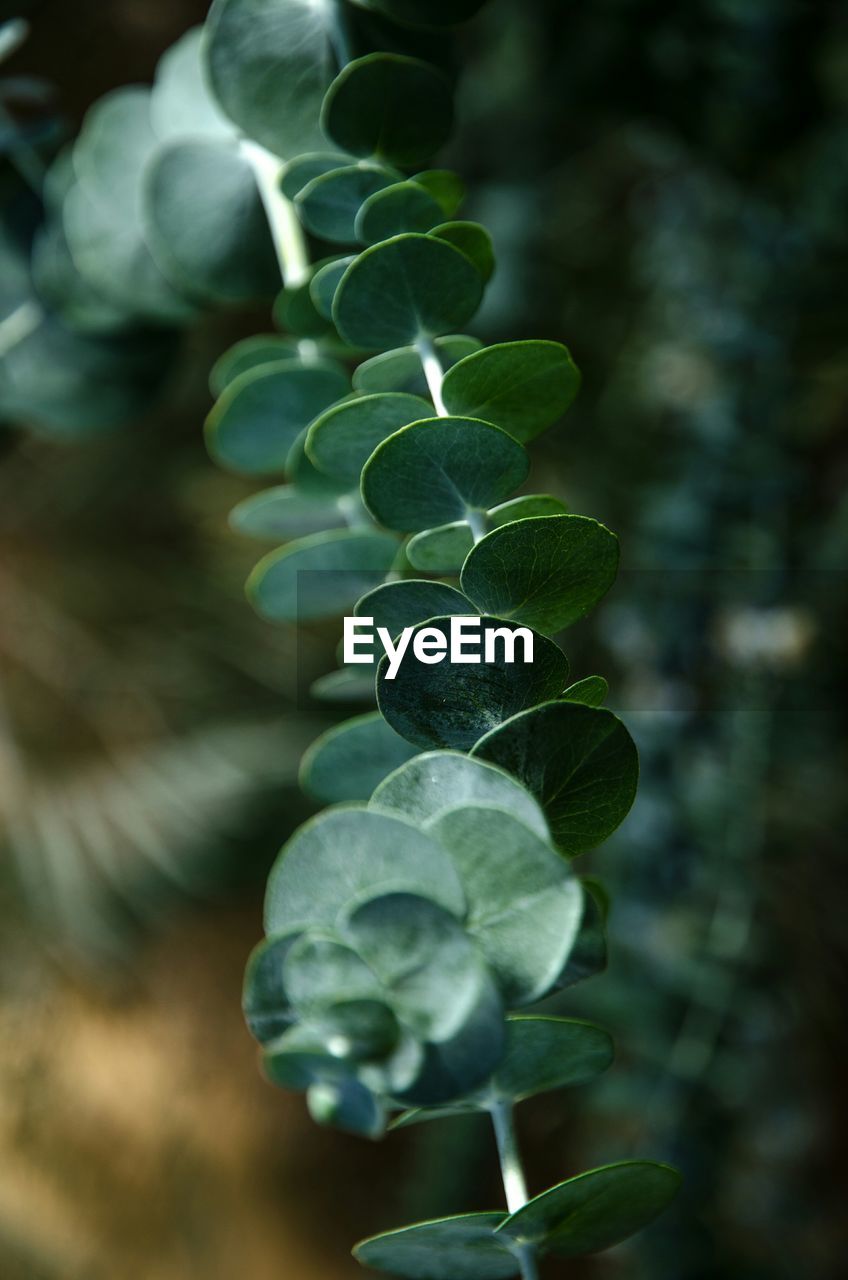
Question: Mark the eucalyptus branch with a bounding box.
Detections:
[240,139,311,288]
[491,1104,540,1280]
[416,335,448,416]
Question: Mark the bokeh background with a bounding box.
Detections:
[1,1,846,1277]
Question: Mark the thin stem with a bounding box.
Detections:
[0,300,42,359]
[490,1103,540,1280]
[416,336,449,417]
[329,0,354,68]
[467,509,489,544]
[240,139,311,288]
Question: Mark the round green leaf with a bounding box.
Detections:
[204,0,332,156]
[145,139,277,303]
[300,711,418,803]
[355,580,472,637]
[432,221,495,282]
[210,334,301,397]
[295,163,398,243]
[562,675,609,707]
[274,267,334,338]
[355,1214,518,1280]
[310,256,356,320]
[150,26,233,142]
[370,750,549,841]
[429,806,582,1004]
[280,150,350,200]
[488,1016,614,1102]
[442,341,581,442]
[362,417,528,533]
[407,495,569,573]
[334,235,484,350]
[412,170,465,216]
[356,181,445,244]
[353,334,481,396]
[461,515,619,635]
[377,616,568,751]
[307,391,432,482]
[497,1161,682,1257]
[229,485,348,540]
[282,935,383,1019]
[321,54,453,168]
[205,359,349,475]
[247,529,398,622]
[242,931,300,1043]
[72,86,157,212]
[264,806,465,935]
[471,702,639,857]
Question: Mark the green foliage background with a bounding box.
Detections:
[0,1,846,1278]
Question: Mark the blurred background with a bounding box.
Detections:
[1,0,846,1276]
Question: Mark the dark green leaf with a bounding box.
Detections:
[205,359,349,475]
[497,1161,682,1257]
[210,334,301,397]
[562,676,609,707]
[205,0,332,156]
[412,170,465,216]
[442,341,581,442]
[307,391,431,482]
[370,750,549,841]
[295,163,398,243]
[229,485,348,540]
[300,710,418,803]
[377,617,567,751]
[362,417,528,532]
[321,53,453,168]
[310,256,356,320]
[406,495,569,573]
[307,1077,386,1138]
[334,235,483,350]
[242,931,300,1043]
[356,181,445,244]
[461,515,619,635]
[356,580,472,637]
[353,335,481,396]
[555,883,608,987]
[471,702,639,857]
[432,221,495,282]
[247,529,398,622]
[264,805,464,934]
[280,150,351,200]
[355,1214,518,1280]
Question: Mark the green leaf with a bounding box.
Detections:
[442,341,581,442]
[356,580,472,637]
[282,935,383,1019]
[229,485,348,540]
[145,139,278,303]
[300,711,418,803]
[286,427,359,498]
[556,883,608,988]
[429,805,582,1004]
[562,676,609,707]
[31,223,135,334]
[334,235,484,350]
[150,26,234,142]
[353,335,481,396]
[209,335,305,397]
[432,221,495,282]
[355,1214,518,1280]
[247,529,398,622]
[377,617,568,751]
[362,417,528,532]
[307,1077,386,1138]
[393,1016,614,1121]
[309,256,356,320]
[264,805,465,934]
[346,893,505,1103]
[204,0,332,156]
[461,515,619,635]
[310,667,376,703]
[356,181,445,244]
[280,150,351,200]
[205,359,349,475]
[407,495,569,573]
[370,750,549,842]
[274,266,335,337]
[242,931,300,1043]
[412,170,465,217]
[295,163,398,243]
[471,702,639,857]
[497,1161,682,1257]
[321,54,453,168]
[307,391,432,482]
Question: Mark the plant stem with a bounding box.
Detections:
[416,336,449,417]
[0,300,42,359]
[467,509,489,543]
[490,1103,540,1280]
[240,139,311,288]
